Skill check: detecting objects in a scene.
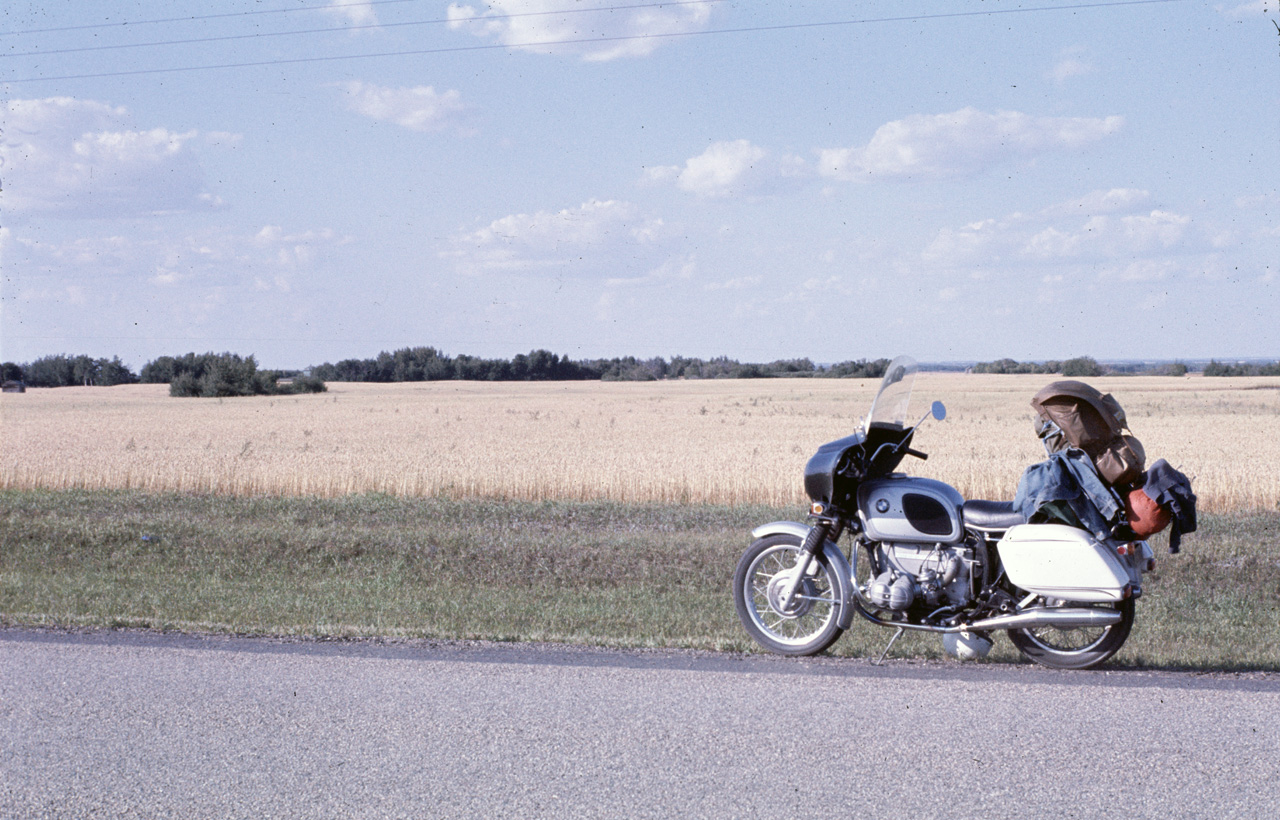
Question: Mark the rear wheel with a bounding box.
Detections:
[732,534,843,656]
[1007,598,1135,670]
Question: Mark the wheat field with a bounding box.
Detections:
[3,374,1278,512]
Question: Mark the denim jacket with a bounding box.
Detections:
[1014,449,1122,541]
[1142,458,1196,553]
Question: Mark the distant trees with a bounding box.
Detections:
[310,347,596,382]
[1203,360,1280,377]
[19,347,1252,391]
[822,358,892,379]
[971,358,1062,375]
[142,352,327,397]
[973,357,1279,378]
[971,357,1242,377]
[309,347,453,382]
[306,349,890,382]
[971,356,1103,377]
[1060,356,1104,378]
[6,354,139,387]
[3,348,893,392]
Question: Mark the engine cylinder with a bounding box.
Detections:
[867,571,915,610]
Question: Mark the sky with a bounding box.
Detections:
[1,0,1277,370]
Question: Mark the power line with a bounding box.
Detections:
[3,0,1188,85]
[0,0,424,37]
[1,1,723,58]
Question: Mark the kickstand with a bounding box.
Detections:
[875,626,906,666]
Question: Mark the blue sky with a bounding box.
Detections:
[2,0,1277,369]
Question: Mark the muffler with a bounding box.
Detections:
[963,607,1122,632]
[849,596,1123,635]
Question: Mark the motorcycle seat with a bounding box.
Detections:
[963,500,1026,532]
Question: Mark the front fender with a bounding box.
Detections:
[751,520,812,542]
[750,521,854,630]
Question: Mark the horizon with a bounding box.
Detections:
[7,348,1279,377]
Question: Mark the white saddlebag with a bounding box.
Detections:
[998,524,1130,602]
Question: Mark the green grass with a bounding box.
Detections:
[2,489,1277,669]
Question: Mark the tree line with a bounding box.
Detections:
[1202,360,1280,377]
[0,352,323,396]
[1,355,138,387]
[308,347,893,382]
[310,347,594,382]
[4,351,1278,394]
[971,356,1191,377]
[141,353,327,397]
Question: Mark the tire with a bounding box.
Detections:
[732,533,844,656]
[1006,598,1136,670]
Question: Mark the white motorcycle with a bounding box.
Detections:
[733,356,1156,669]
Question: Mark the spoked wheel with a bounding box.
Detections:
[732,533,843,656]
[1007,597,1136,670]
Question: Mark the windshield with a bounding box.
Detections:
[864,356,918,433]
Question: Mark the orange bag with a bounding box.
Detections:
[1124,486,1171,538]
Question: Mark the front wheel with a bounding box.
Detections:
[733,533,844,656]
[1007,598,1136,670]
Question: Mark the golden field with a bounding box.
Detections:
[2,374,1278,512]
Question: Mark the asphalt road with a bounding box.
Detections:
[2,629,1277,820]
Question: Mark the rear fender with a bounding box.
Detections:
[750,521,854,630]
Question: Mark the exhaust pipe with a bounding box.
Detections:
[963,607,1122,632]
[849,593,1123,635]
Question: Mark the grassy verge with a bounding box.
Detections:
[2,489,1277,669]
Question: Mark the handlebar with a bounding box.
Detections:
[869,442,929,463]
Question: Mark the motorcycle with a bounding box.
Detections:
[732,356,1156,670]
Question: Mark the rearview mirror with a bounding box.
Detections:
[931,401,947,422]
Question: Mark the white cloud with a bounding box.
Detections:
[1110,259,1179,282]
[675,140,767,198]
[605,254,696,287]
[324,0,378,27]
[649,113,1121,196]
[446,0,713,61]
[1050,57,1094,83]
[1235,192,1278,210]
[703,275,762,291]
[3,222,357,364]
[468,199,655,247]
[1024,226,1081,259]
[648,140,810,198]
[920,190,1202,282]
[818,108,1123,181]
[921,218,1007,265]
[1050,188,1150,216]
[1,97,217,218]
[1049,46,1095,83]
[336,82,467,132]
[1117,210,1191,250]
[151,225,351,287]
[641,165,680,185]
[3,223,352,293]
[444,199,668,275]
